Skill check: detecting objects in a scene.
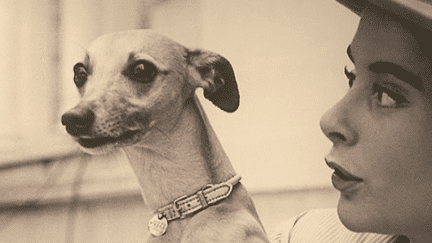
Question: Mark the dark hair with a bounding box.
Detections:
[386,9,432,62]
[411,27,432,62]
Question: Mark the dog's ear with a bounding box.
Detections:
[187,49,239,112]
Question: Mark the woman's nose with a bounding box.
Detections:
[320,97,358,146]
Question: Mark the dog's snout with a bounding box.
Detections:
[61,108,95,136]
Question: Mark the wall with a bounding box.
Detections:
[0,0,60,150]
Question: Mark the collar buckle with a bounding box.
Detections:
[173,195,188,219]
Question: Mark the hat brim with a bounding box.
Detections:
[337,0,432,31]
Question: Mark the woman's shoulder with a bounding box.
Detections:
[270,208,399,243]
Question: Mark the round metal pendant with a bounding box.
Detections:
[148,214,168,237]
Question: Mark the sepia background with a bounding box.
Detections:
[0,0,359,242]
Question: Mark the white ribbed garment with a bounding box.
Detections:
[270,208,401,243]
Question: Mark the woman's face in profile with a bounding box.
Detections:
[320,5,432,237]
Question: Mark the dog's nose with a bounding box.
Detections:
[61,108,95,136]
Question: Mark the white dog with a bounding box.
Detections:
[61,29,269,243]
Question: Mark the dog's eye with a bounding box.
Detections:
[129,61,158,83]
[73,63,88,88]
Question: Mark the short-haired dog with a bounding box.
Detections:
[61,29,269,243]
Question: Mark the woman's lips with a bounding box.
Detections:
[325,159,363,192]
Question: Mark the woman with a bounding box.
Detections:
[272,0,432,242]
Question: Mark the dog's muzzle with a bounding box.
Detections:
[62,106,144,149]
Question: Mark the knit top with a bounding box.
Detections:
[270,208,406,243]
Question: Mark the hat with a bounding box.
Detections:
[337,0,432,31]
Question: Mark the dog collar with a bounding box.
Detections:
[148,175,242,236]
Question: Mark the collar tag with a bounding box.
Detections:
[148,213,168,237]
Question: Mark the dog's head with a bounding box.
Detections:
[61,30,239,154]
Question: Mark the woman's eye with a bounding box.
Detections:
[377,91,396,107]
[344,66,356,88]
[373,84,407,108]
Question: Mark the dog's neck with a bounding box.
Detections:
[122,94,236,210]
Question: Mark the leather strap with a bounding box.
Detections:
[154,175,242,221]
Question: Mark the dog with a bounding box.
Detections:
[61,29,269,243]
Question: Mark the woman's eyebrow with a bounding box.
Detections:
[369,61,424,91]
[347,45,355,63]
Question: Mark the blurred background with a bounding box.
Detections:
[0,0,359,242]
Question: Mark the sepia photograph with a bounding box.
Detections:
[1,0,431,242]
